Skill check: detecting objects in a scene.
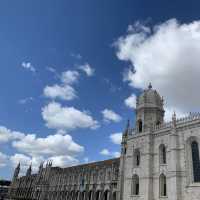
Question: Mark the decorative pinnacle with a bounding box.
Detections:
[172,111,177,128]
[28,163,32,171]
[16,162,20,169]
[123,119,130,137]
[148,82,152,89]
[126,119,130,129]
[172,111,176,119]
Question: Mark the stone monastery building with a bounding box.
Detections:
[9,84,200,200]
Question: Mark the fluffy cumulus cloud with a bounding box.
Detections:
[110,132,122,145]
[100,149,120,158]
[116,19,200,120]
[49,155,79,167]
[42,102,99,131]
[0,126,25,143]
[78,63,95,76]
[21,62,36,72]
[61,70,79,85]
[9,154,79,174]
[0,124,85,172]
[12,133,84,157]
[102,109,122,123]
[10,153,80,174]
[44,84,77,101]
[44,70,79,101]
[124,94,137,109]
[10,154,43,173]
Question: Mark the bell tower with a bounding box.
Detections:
[135,83,165,133]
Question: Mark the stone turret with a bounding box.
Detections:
[136,83,165,133]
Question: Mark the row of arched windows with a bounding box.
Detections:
[131,140,200,197]
[132,144,166,168]
[158,141,200,183]
[159,140,200,183]
[131,174,167,197]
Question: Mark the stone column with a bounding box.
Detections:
[141,131,154,200]
[168,114,181,200]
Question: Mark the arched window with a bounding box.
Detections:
[159,144,166,164]
[75,191,79,200]
[159,174,167,197]
[96,191,100,200]
[124,147,127,155]
[191,141,200,182]
[103,190,110,200]
[112,192,117,200]
[134,149,140,167]
[131,174,139,195]
[156,121,161,125]
[138,120,143,133]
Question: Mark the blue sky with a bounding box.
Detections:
[1,0,200,180]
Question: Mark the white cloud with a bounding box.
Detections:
[44,84,77,101]
[49,155,79,167]
[113,152,120,157]
[100,148,110,156]
[61,70,79,85]
[124,94,137,109]
[78,63,95,76]
[164,107,186,122]
[115,19,200,119]
[0,123,85,173]
[0,152,8,168]
[110,132,122,145]
[18,97,34,104]
[0,126,25,143]
[12,133,84,157]
[10,154,43,173]
[21,62,36,72]
[71,53,82,60]
[46,67,56,73]
[102,109,122,123]
[100,148,120,158]
[9,153,80,174]
[44,70,79,101]
[42,102,99,131]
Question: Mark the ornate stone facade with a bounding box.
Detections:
[120,84,200,200]
[8,159,119,200]
[8,84,200,200]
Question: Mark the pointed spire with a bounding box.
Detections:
[13,162,20,180]
[126,119,130,129]
[26,163,32,176]
[172,111,176,120]
[46,160,49,168]
[39,161,43,173]
[148,82,152,89]
[16,162,20,169]
[123,119,130,137]
[172,111,176,128]
[40,161,43,168]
